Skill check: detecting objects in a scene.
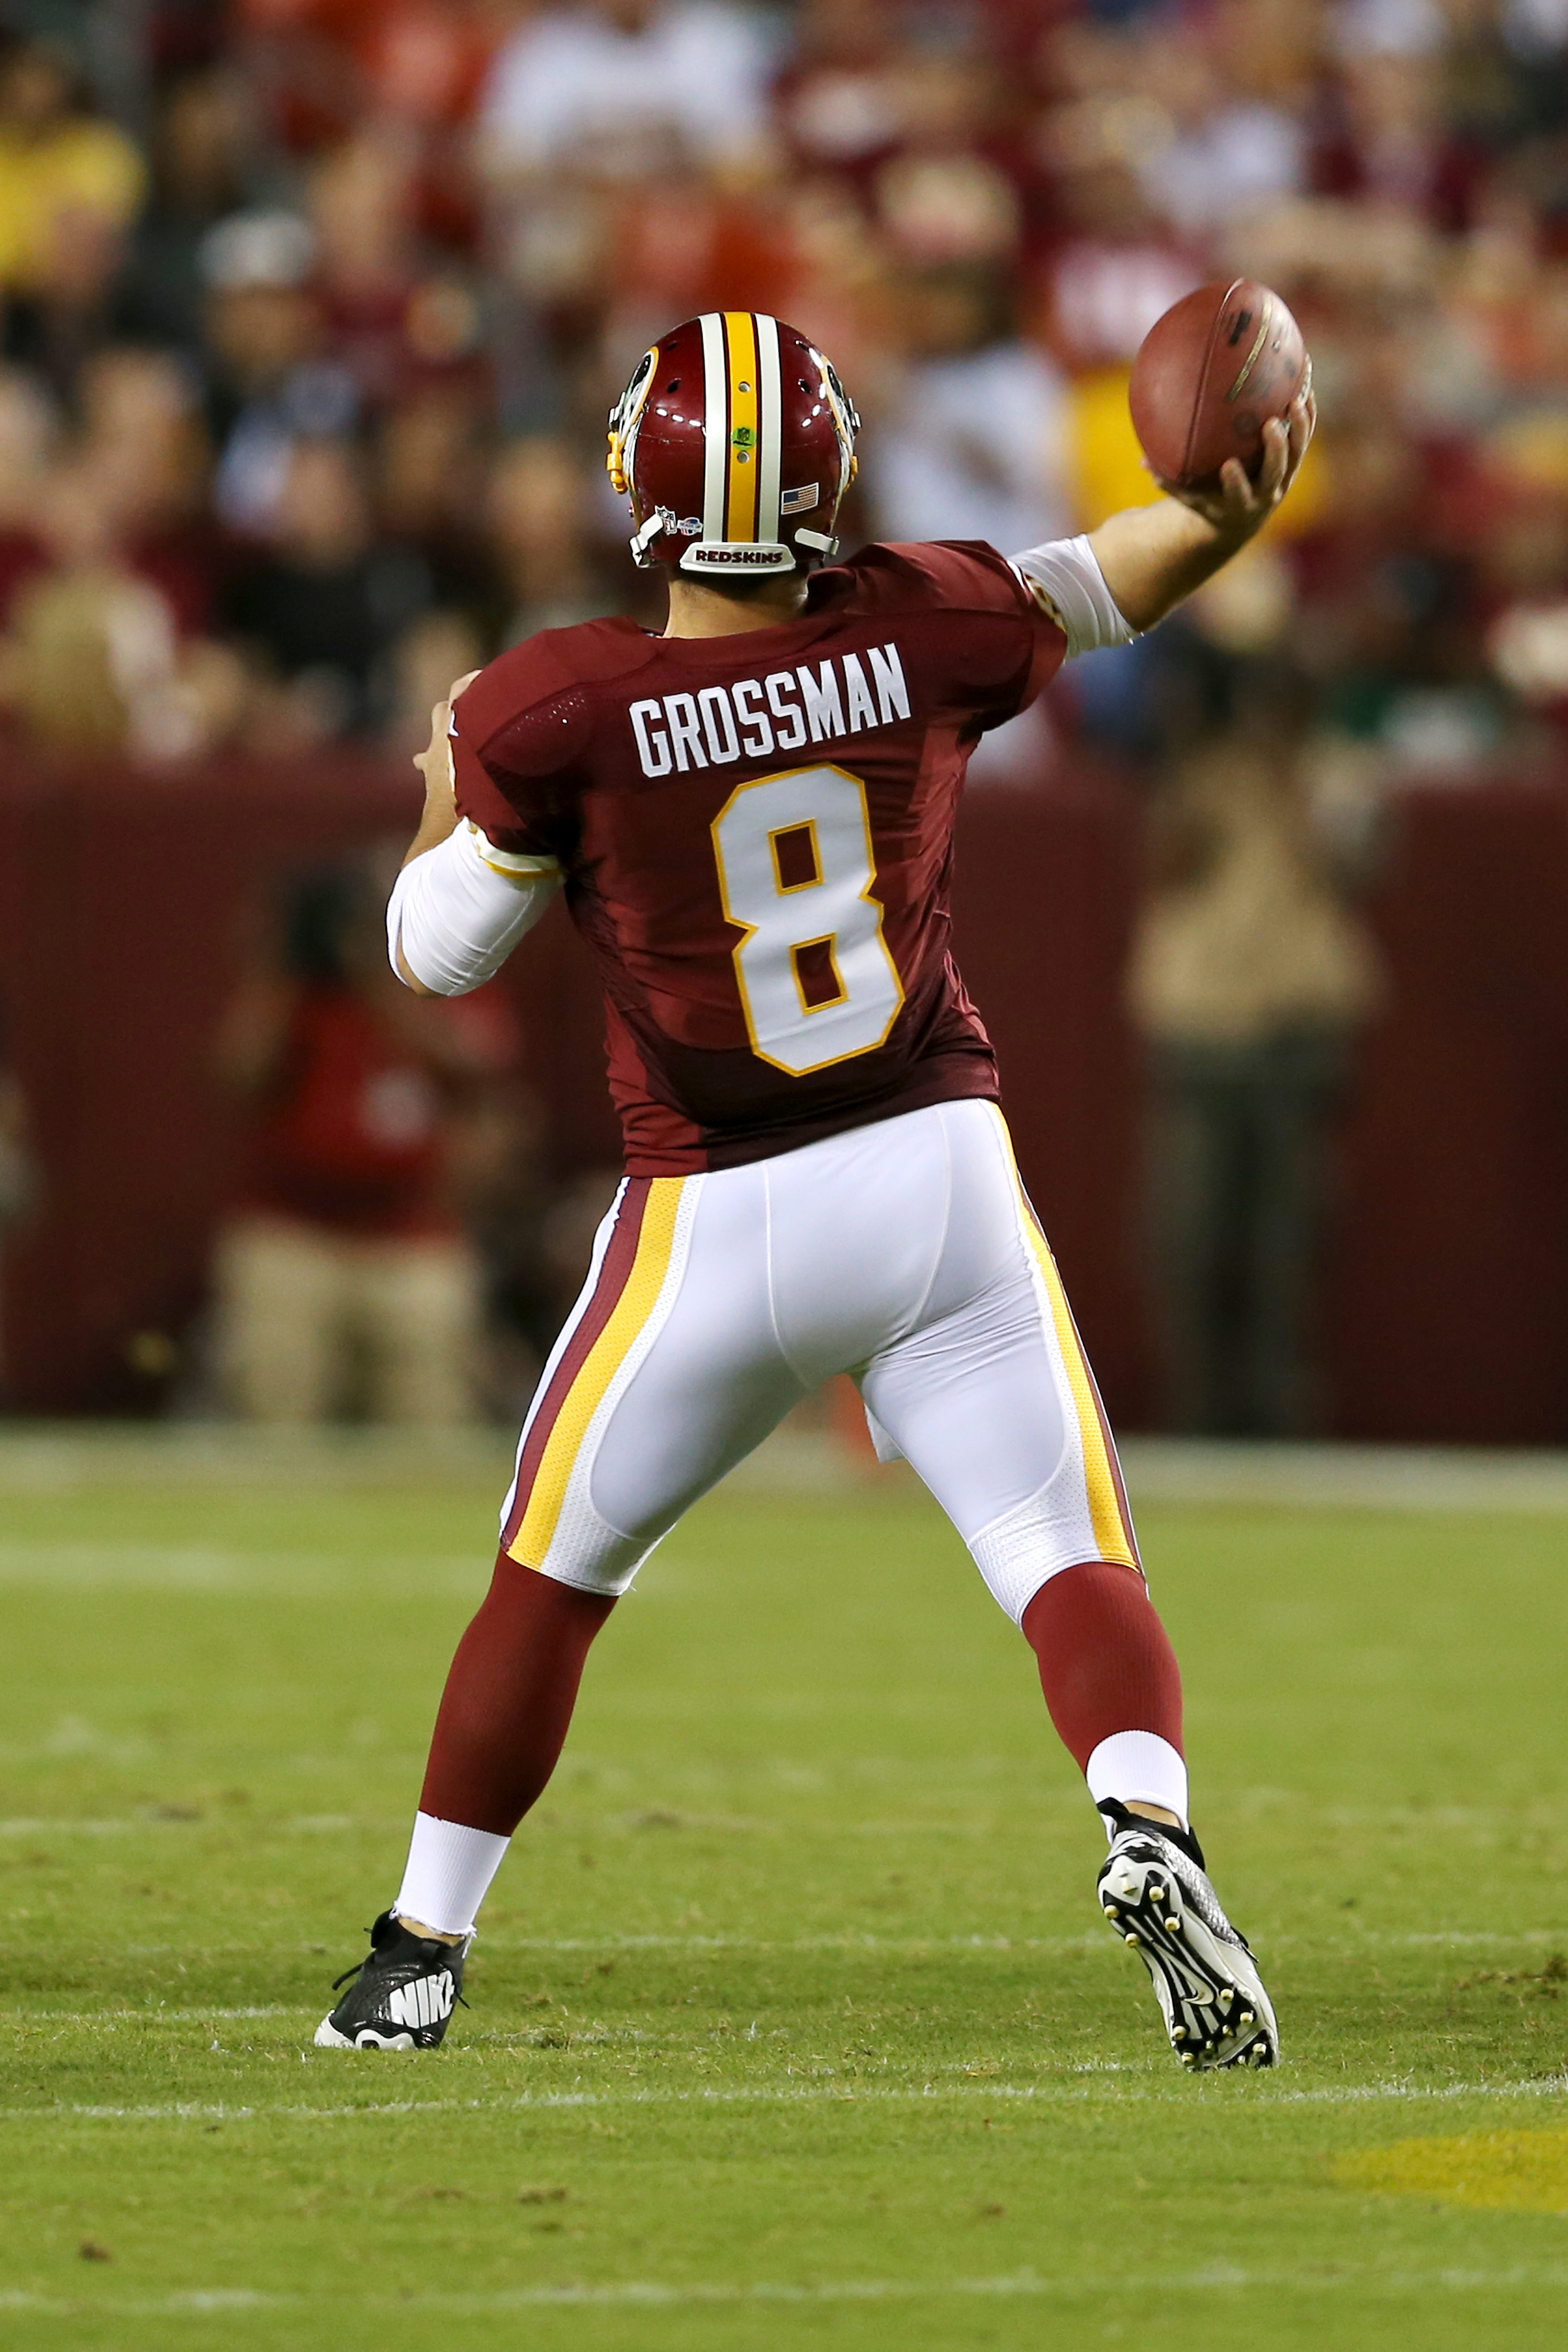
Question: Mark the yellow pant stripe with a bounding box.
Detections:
[508,1178,685,1566]
[724,310,760,542]
[1002,1145,1137,1569]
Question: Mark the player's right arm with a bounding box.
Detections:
[387,676,564,998]
[1085,392,1313,630]
[1007,389,1313,655]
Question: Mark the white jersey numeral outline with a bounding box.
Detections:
[710,763,905,1075]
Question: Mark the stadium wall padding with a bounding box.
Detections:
[4,749,1568,1441]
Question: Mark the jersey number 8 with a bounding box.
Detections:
[711,764,906,1076]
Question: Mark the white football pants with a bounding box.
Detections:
[500,1099,1139,1621]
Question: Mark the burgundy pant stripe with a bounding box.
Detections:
[502,1180,650,1548]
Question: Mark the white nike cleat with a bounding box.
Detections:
[314,1910,470,2050]
[1096,1802,1278,2072]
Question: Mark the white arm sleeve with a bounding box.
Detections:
[1009,534,1138,658]
[387,821,561,996]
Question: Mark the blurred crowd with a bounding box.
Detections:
[8,0,1568,1431]
[8,0,1568,772]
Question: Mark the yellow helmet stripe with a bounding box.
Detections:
[723,310,760,542]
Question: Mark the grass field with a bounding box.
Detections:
[4,1432,1568,2351]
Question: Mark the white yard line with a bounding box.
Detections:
[457,1931,1108,1954]
[7,2074,1567,2126]
[0,1928,1557,1975]
[0,1821,140,1836]
[0,1928,1556,1975]
[0,1817,390,1837]
[0,1427,513,1492]
[0,2007,299,2023]
[1118,1437,1568,1514]
[0,1541,478,1592]
[5,2265,1568,2316]
[473,1926,1568,1955]
[11,1424,1568,1512]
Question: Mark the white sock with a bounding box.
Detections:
[1086,1731,1189,1832]
[393,1812,510,1936]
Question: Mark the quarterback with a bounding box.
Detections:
[318,311,1313,2069]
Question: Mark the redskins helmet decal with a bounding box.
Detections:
[608,312,860,575]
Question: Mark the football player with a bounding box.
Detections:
[318,311,1313,2068]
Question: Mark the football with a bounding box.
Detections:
[1129,278,1309,491]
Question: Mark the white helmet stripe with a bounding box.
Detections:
[755,311,783,544]
[699,312,728,542]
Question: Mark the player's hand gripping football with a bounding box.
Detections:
[1156,377,1316,549]
[1089,380,1316,630]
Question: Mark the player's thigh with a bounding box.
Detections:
[861,1120,1138,1622]
[501,1168,803,1595]
[762,1102,963,1384]
[362,1237,482,1426]
[211,1216,342,1421]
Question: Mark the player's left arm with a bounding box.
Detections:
[1009,388,1314,653]
[387,676,563,998]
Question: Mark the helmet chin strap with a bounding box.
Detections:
[630,506,677,567]
[631,518,838,574]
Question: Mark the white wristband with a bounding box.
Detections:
[387,822,560,996]
[1009,534,1137,658]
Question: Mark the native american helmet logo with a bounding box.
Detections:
[607,345,657,497]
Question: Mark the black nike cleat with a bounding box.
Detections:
[314,1910,469,2050]
[1096,1803,1278,2073]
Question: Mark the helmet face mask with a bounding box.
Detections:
[607,312,860,578]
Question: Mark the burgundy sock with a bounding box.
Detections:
[1021,1559,1184,1773]
[418,1550,616,1836]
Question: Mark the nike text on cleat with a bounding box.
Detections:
[314,1910,470,2052]
[1094,1802,1279,2074]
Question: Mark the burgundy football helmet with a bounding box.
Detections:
[607,312,860,577]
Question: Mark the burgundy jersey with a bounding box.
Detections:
[451,539,1066,1174]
